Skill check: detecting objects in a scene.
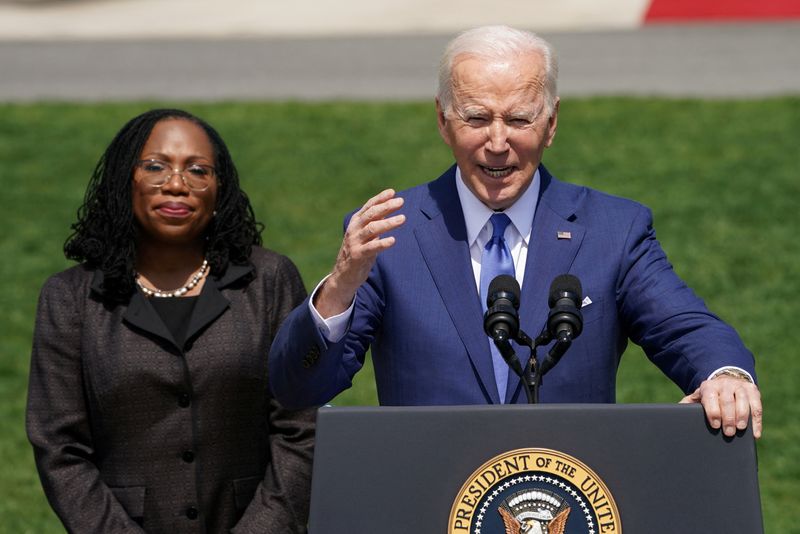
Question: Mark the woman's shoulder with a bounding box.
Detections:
[35,264,97,314]
[248,245,299,272]
[246,246,305,288]
[40,263,95,293]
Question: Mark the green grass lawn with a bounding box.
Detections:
[2,98,798,532]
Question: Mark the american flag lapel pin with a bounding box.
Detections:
[557,231,572,240]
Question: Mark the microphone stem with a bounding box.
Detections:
[514,327,539,404]
[493,336,523,377]
[524,356,539,404]
[522,359,537,404]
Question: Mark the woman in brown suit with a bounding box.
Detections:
[27,109,315,533]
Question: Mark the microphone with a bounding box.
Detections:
[484,274,520,342]
[483,275,523,376]
[540,274,583,376]
[547,274,583,343]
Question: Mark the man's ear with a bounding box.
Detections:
[544,97,560,148]
[435,98,452,146]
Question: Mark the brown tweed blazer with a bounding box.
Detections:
[27,247,316,534]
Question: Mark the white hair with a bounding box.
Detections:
[436,25,559,116]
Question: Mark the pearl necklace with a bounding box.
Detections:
[135,260,209,298]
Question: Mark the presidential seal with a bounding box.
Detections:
[448,448,621,534]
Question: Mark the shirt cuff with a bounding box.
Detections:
[708,366,755,383]
[308,274,354,343]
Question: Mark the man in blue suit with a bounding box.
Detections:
[269,25,762,438]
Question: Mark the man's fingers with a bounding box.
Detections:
[358,197,404,226]
[693,378,763,439]
[719,388,738,437]
[355,190,403,221]
[700,386,723,431]
[750,392,763,439]
[359,214,406,241]
[734,385,751,430]
[679,388,700,404]
[358,188,396,214]
[359,235,396,255]
[741,383,762,439]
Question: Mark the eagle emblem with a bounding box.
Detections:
[448,448,621,533]
[498,489,570,534]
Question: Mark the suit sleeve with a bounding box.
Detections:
[26,275,146,533]
[269,209,385,409]
[268,261,384,409]
[234,255,316,534]
[617,205,756,393]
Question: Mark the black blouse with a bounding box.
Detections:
[148,296,199,349]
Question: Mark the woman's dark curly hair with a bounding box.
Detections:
[64,108,263,303]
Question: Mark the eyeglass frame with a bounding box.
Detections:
[133,159,217,192]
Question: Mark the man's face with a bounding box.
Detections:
[436,52,559,210]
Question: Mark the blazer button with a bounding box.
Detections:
[178,393,191,407]
[303,346,321,368]
[182,450,195,463]
[185,506,198,520]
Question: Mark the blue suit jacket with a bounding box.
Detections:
[269,165,755,408]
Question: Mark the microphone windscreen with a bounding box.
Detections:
[548,274,582,306]
[488,274,520,304]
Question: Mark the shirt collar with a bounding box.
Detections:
[455,166,540,247]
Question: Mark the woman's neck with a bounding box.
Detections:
[135,240,207,294]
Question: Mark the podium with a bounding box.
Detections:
[308,404,762,533]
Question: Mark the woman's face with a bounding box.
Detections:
[132,118,218,248]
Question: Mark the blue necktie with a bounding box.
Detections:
[480,213,515,403]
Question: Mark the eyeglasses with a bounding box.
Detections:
[134,159,216,191]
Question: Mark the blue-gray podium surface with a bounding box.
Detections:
[308,404,761,533]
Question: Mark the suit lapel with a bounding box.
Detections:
[184,281,230,344]
[123,291,177,346]
[520,166,586,394]
[414,168,501,403]
[507,166,586,402]
[182,263,252,344]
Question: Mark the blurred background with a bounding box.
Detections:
[2,0,799,531]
